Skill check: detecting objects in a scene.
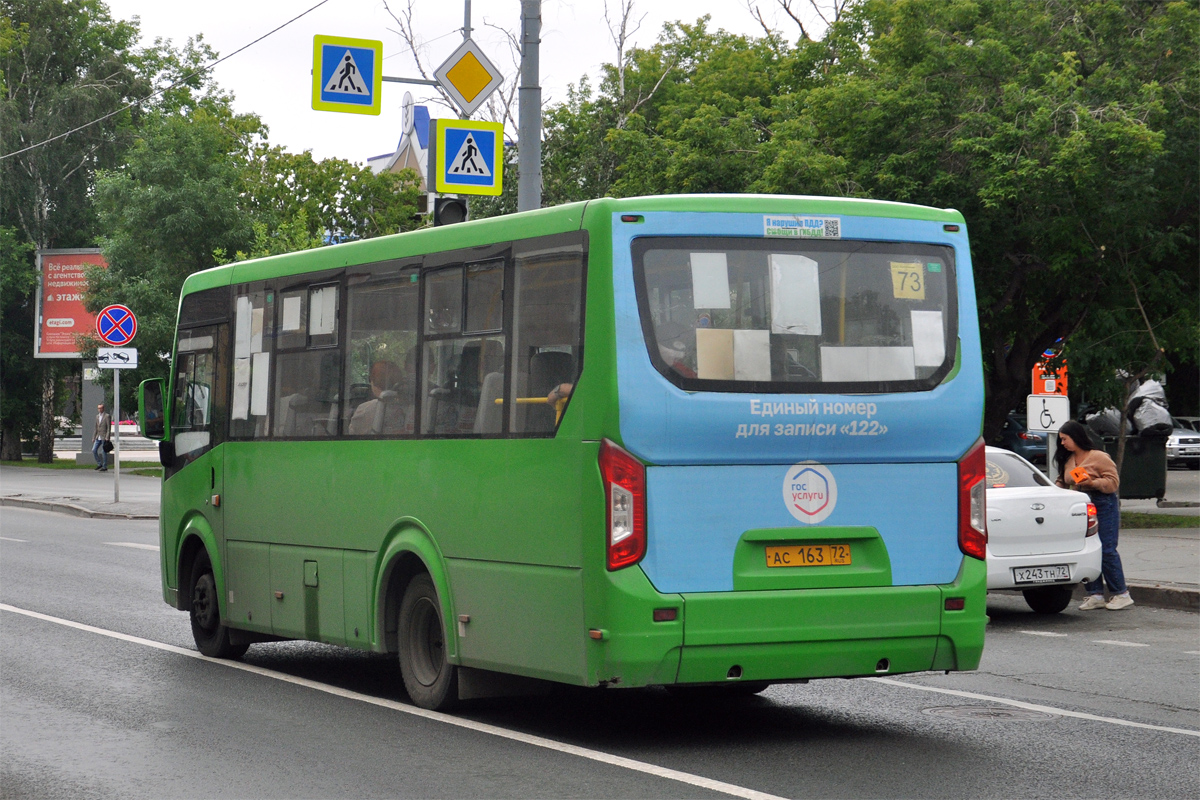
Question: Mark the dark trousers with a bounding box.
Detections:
[1083,491,1126,595]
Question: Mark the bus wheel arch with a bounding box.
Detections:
[375,523,455,659]
[176,514,220,613]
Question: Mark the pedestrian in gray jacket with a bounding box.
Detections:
[92,403,112,471]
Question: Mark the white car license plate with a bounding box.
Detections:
[1013,565,1071,584]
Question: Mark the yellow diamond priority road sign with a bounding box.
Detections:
[434,38,503,117]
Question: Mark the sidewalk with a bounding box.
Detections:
[1,464,1196,610]
[0,464,160,519]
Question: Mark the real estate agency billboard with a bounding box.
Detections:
[35,249,107,358]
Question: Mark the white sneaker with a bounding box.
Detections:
[1079,594,1107,610]
[1106,593,1134,610]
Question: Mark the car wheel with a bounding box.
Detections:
[189,550,250,659]
[1022,585,1074,614]
[398,574,458,710]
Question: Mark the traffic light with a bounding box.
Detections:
[433,197,468,226]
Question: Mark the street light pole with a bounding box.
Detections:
[517,0,541,212]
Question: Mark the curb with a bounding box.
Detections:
[1072,582,1198,613]
[0,496,158,521]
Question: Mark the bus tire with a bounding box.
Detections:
[1022,585,1074,614]
[398,573,458,710]
[189,550,249,659]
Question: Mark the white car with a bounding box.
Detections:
[984,446,1102,613]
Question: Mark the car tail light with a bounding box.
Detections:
[1086,503,1098,537]
[599,439,647,570]
[1018,431,1044,442]
[958,438,987,560]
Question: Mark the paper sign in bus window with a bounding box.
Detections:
[232,357,251,420]
[733,329,772,381]
[250,352,270,416]
[309,286,337,335]
[235,296,252,359]
[770,254,822,335]
[282,295,302,331]
[250,308,264,353]
[890,262,925,300]
[820,346,915,382]
[696,328,734,379]
[910,310,945,367]
[690,253,731,309]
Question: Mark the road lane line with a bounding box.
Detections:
[1019,630,1067,637]
[103,542,160,551]
[1093,640,1150,647]
[0,536,28,542]
[0,603,786,800]
[869,677,1199,737]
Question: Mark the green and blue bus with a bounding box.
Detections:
[140,194,988,709]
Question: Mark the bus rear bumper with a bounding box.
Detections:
[673,557,986,684]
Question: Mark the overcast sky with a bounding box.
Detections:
[102,0,818,163]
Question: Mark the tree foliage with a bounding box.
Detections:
[537,0,1199,433]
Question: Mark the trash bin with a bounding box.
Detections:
[1095,435,1168,500]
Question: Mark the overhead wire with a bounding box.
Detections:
[0,0,331,162]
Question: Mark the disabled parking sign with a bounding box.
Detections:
[312,35,383,115]
[431,119,504,196]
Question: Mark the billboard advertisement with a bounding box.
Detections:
[35,249,107,358]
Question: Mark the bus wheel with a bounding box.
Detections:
[398,574,458,710]
[1022,585,1074,614]
[189,550,249,659]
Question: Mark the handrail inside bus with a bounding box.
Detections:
[496,397,568,424]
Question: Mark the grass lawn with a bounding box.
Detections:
[1121,512,1199,529]
[3,459,161,476]
[2,459,96,469]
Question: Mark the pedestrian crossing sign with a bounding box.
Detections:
[432,119,504,196]
[312,35,383,115]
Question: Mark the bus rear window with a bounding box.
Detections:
[633,237,957,393]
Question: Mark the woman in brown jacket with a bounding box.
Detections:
[1054,420,1132,610]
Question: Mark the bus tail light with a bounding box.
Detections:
[599,439,646,570]
[957,438,987,560]
[1086,503,1098,537]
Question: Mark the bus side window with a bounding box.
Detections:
[170,286,231,464]
[273,283,341,438]
[509,238,585,435]
[343,265,419,437]
[230,285,274,439]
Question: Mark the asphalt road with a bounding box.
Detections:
[2,507,1197,799]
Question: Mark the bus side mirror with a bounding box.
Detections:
[139,378,168,441]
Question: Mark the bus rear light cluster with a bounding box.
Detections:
[957,438,987,560]
[599,439,646,570]
[1086,503,1098,537]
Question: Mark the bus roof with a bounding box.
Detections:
[179,194,964,296]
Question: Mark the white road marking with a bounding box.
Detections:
[1093,640,1150,648]
[869,677,1199,737]
[0,603,786,800]
[103,542,160,551]
[1019,630,1067,637]
[0,536,28,542]
[1186,651,1200,656]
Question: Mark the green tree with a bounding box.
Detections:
[536,0,1198,441]
[0,0,147,460]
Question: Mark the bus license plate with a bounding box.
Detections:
[1012,565,1070,584]
[765,544,851,568]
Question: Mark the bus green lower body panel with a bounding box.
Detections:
[675,558,986,684]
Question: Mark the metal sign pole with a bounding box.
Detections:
[518,0,542,212]
[113,368,120,503]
